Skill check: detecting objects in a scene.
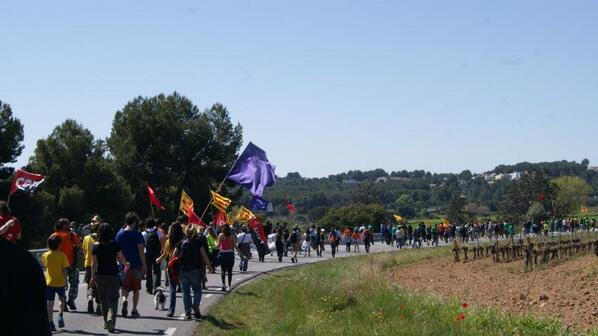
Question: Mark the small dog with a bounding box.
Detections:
[154,287,166,310]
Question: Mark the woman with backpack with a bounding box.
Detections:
[288,227,301,263]
[275,228,284,262]
[155,222,183,317]
[217,225,242,292]
[172,226,213,320]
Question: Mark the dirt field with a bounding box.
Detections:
[394,254,598,332]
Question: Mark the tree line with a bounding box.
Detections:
[264,161,598,229]
[0,93,243,247]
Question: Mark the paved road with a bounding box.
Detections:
[53,241,405,336]
[51,230,592,335]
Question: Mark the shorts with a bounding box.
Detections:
[121,267,143,291]
[47,286,66,301]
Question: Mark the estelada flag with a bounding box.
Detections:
[179,190,194,216]
[147,185,165,210]
[10,169,45,195]
[236,206,256,222]
[187,205,206,226]
[211,190,231,212]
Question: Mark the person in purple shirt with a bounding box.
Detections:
[115,212,146,318]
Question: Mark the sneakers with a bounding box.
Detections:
[49,321,56,331]
[166,312,174,317]
[130,310,140,318]
[185,312,193,320]
[221,286,228,293]
[87,299,94,314]
[67,299,77,311]
[121,300,128,317]
[57,313,65,328]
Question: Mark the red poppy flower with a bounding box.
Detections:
[461,303,469,308]
[455,312,466,321]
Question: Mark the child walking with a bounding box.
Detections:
[42,234,70,331]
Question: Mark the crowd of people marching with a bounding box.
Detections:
[1,197,596,335]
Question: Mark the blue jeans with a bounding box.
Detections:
[239,257,248,272]
[167,271,177,315]
[179,269,201,314]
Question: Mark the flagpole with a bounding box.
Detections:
[149,197,156,220]
[199,148,245,222]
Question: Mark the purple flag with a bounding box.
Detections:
[228,142,276,196]
[250,195,269,211]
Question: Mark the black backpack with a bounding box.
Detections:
[179,239,200,271]
[145,229,162,257]
[290,231,298,244]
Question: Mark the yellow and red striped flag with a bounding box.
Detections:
[179,190,194,216]
[236,206,256,222]
[211,190,231,212]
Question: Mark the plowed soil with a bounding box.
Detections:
[394,254,598,332]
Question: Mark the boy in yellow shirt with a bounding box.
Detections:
[42,234,70,331]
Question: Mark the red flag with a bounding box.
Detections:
[214,210,228,227]
[10,169,45,195]
[147,185,165,210]
[285,198,297,213]
[187,205,205,226]
[537,193,545,201]
[249,217,267,243]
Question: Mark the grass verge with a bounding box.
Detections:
[198,247,595,336]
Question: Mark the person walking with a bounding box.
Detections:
[0,201,22,244]
[217,225,242,292]
[82,219,100,314]
[142,217,163,295]
[288,227,301,263]
[205,226,219,271]
[156,222,184,317]
[328,228,338,258]
[237,226,252,272]
[53,218,81,311]
[172,225,213,320]
[42,234,70,331]
[363,227,372,253]
[91,223,129,333]
[115,212,146,318]
[275,228,285,262]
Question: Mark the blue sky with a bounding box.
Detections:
[2,1,597,177]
